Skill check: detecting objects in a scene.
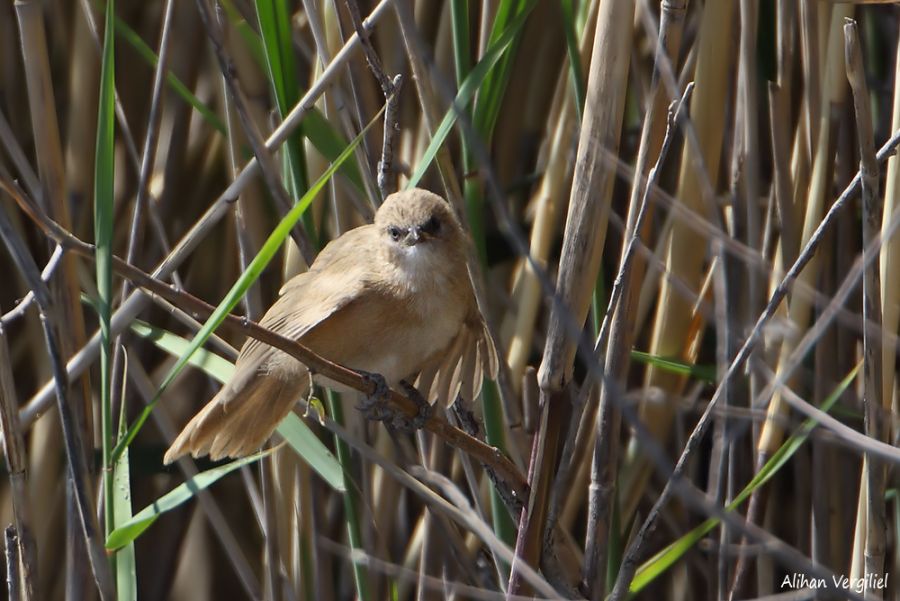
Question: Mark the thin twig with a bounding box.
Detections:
[302,407,555,598]
[344,0,402,198]
[300,0,380,215]
[0,244,63,327]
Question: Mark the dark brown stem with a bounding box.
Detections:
[0,328,37,599]
[845,17,886,597]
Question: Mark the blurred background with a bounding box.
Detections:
[0,0,899,599]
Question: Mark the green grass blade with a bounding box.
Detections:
[326,389,371,601]
[112,442,136,599]
[113,357,136,600]
[94,0,116,549]
[406,3,537,189]
[473,0,533,139]
[303,107,365,194]
[277,413,345,492]
[629,350,717,384]
[560,0,585,120]
[129,320,235,380]
[127,320,345,491]
[256,0,316,244]
[450,0,472,84]
[226,0,365,195]
[94,1,132,593]
[482,381,516,573]
[105,449,276,550]
[628,362,862,593]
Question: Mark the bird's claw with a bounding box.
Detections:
[356,371,392,421]
[356,373,431,432]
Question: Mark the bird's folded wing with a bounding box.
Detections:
[219,229,374,408]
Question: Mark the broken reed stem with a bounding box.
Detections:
[344,0,402,199]
[583,82,694,601]
[844,17,886,595]
[4,181,528,503]
[5,526,20,601]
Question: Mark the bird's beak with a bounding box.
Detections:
[404,228,422,246]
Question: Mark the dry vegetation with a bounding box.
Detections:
[1,0,900,600]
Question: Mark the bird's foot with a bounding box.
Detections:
[356,373,432,432]
[356,370,393,422]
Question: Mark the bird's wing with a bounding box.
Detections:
[164,228,376,464]
[220,227,375,406]
[416,306,499,406]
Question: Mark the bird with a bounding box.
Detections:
[164,188,498,464]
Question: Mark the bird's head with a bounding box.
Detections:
[375,189,464,259]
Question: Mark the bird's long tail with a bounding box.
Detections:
[164,374,306,464]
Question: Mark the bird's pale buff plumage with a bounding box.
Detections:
[164,188,497,464]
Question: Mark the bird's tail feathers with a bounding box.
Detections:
[163,375,305,464]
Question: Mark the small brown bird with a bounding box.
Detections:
[164,188,498,464]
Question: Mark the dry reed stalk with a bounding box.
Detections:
[218,18,288,598]
[64,10,99,216]
[769,1,799,271]
[302,0,374,233]
[623,0,734,521]
[503,1,597,393]
[733,11,851,591]
[880,8,900,452]
[393,0,464,207]
[562,0,689,512]
[758,3,852,460]
[514,0,635,596]
[223,14,270,319]
[0,208,114,598]
[195,0,316,266]
[845,18,886,597]
[14,2,97,596]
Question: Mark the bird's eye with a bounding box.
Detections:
[421,215,441,235]
[387,225,403,241]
